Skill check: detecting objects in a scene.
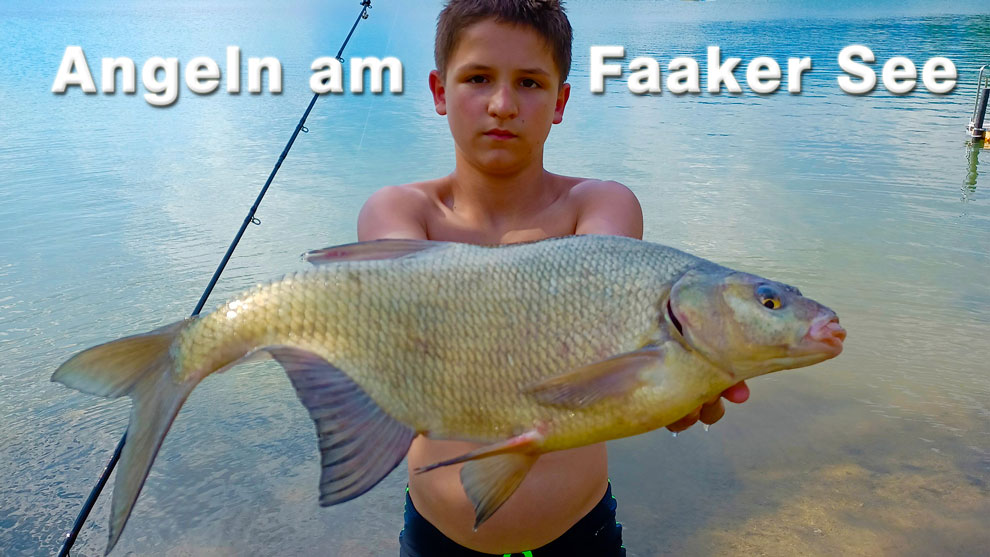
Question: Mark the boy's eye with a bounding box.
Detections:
[466,75,487,84]
[520,78,541,88]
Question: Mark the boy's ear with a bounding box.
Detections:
[553,82,571,125]
[429,70,447,116]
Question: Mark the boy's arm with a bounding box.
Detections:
[357,186,430,241]
[572,180,749,431]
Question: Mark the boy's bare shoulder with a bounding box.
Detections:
[562,178,644,239]
[357,180,442,241]
[566,178,639,205]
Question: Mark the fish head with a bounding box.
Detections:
[665,269,845,380]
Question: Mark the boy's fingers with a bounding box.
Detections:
[699,398,725,425]
[666,406,702,433]
[666,383,749,434]
[666,382,749,433]
[722,381,750,404]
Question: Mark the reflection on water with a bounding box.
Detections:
[961,140,990,210]
[963,140,986,202]
[1,1,988,556]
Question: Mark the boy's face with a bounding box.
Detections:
[430,20,571,176]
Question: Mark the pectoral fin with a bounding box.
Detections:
[525,346,665,409]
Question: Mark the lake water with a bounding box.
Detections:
[1,1,988,555]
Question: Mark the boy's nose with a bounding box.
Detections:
[487,84,518,119]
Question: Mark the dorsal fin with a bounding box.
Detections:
[302,239,450,265]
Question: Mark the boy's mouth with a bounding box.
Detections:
[484,128,517,140]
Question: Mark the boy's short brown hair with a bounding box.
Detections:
[435,0,573,85]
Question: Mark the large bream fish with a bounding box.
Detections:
[53,235,846,554]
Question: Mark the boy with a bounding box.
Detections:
[357,1,749,555]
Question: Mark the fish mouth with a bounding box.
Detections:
[798,315,846,358]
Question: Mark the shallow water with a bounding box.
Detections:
[1,1,988,555]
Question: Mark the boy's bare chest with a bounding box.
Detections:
[424,198,579,245]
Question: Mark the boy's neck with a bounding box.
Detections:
[447,157,558,228]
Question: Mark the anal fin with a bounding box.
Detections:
[267,346,415,505]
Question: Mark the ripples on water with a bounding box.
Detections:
[1,1,988,555]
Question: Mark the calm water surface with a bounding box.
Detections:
[1,1,988,555]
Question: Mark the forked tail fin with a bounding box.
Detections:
[52,319,197,555]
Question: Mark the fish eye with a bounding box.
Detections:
[755,285,782,310]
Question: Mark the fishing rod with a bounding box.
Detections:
[56,2,374,554]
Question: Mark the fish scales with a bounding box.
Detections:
[179,237,698,445]
[52,234,846,553]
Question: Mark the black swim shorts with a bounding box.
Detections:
[399,483,626,557]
